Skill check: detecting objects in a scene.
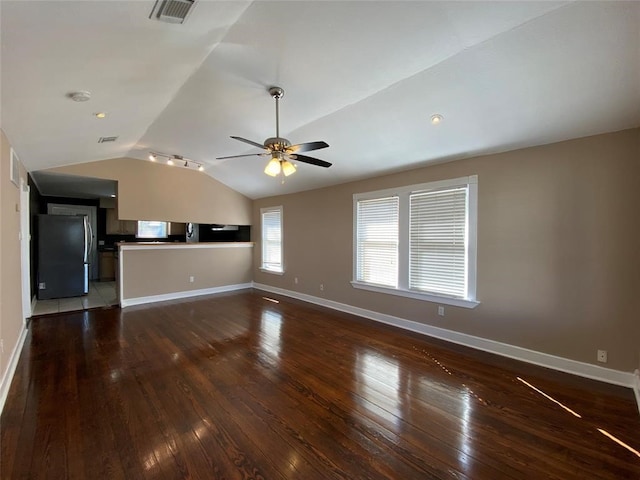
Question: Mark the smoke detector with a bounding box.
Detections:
[69,91,91,102]
[149,0,196,24]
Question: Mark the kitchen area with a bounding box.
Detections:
[29,171,252,315]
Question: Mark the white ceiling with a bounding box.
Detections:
[2,1,639,199]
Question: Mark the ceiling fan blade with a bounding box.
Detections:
[230,136,266,149]
[286,141,329,154]
[292,154,332,168]
[216,153,265,160]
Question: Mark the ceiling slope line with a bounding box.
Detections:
[126,1,255,160]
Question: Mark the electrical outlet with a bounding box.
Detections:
[294,277,298,284]
[38,282,46,290]
[189,276,195,283]
[438,306,445,316]
[597,350,607,363]
[320,283,324,291]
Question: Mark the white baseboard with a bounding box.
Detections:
[0,323,28,414]
[121,283,253,308]
[253,283,637,389]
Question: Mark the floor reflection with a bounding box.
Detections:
[459,390,473,471]
[260,309,282,365]
[355,351,402,428]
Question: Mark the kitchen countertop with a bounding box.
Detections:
[117,242,253,249]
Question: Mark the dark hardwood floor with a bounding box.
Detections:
[2,289,639,479]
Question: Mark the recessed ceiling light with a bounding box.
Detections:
[94,112,106,119]
[431,114,443,125]
[149,154,157,161]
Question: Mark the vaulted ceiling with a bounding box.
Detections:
[2,1,639,199]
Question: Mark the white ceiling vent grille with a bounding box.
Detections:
[98,136,118,143]
[149,0,195,24]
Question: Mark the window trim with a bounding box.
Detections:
[352,175,479,309]
[260,205,284,275]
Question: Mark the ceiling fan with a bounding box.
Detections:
[216,86,332,177]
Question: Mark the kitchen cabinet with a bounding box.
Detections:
[99,251,115,281]
[121,220,137,235]
[168,222,186,235]
[106,208,137,235]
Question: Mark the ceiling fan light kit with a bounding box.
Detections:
[217,86,332,178]
[264,157,297,177]
[264,158,282,176]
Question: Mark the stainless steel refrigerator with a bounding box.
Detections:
[37,214,92,300]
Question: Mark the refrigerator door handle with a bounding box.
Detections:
[87,219,94,261]
[83,216,91,294]
[82,216,89,263]
[83,216,89,262]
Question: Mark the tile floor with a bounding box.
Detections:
[32,281,118,316]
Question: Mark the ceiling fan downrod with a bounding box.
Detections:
[269,86,284,140]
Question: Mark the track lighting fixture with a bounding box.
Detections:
[147,151,205,172]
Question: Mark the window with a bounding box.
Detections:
[355,196,399,288]
[261,206,283,274]
[137,220,168,239]
[353,176,478,308]
[409,187,467,298]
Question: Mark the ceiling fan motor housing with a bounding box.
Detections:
[264,137,291,151]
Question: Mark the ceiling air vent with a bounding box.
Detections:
[149,0,195,24]
[98,136,118,143]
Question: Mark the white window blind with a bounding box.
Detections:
[261,207,283,272]
[356,196,399,287]
[409,187,467,298]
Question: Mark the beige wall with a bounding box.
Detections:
[253,128,640,372]
[0,129,27,386]
[121,244,253,301]
[49,157,252,225]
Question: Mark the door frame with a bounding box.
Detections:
[20,178,31,321]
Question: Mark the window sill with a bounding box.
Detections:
[260,268,284,276]
[350,281,480,309]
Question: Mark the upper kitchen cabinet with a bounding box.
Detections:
[106,208,137,235]
[168,222,186,235]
